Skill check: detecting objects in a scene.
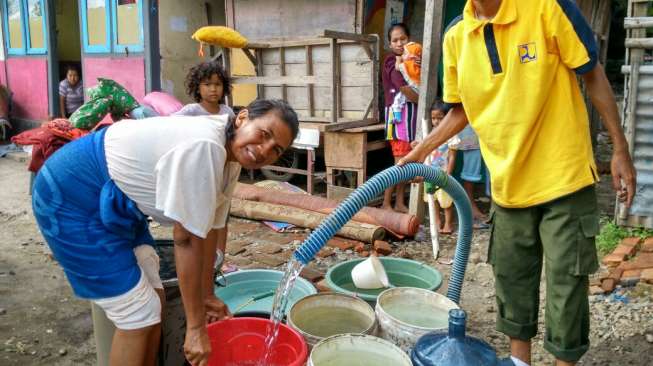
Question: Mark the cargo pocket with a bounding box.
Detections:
[486,207,496,265]
[571,213,600,276]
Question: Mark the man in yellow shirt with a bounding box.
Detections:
[401,0,636,365]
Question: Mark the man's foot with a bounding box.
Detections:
[440,225,453,235]
[394,204,409,213]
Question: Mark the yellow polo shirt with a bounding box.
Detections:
[443,0,599,208]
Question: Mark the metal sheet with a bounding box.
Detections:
[619,64,653,228]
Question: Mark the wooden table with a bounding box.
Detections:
[324,123,387,200]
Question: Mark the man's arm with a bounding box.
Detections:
[399,105,469,165]
[582,64,637,207]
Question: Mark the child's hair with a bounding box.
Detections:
[65,64,80,76]
[226,99,300,143]
[387,22,410,41]
[185,61,232,103]
[431,99,452,114]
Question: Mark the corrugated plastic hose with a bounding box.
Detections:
[293,163,473,304]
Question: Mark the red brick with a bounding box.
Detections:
[602,253,626,267]
[641,268,653,284]
[620,237,642,247]
[613,244,637,259]
[589,285,605,295]
[620,269,642,286]
[316,248,335,258]
[641,241,653,253]
[327,238,356,251]
[619,253,653,271]
[300,266,325,283]
[601,278,617,293]
[315,279,332,293]
[608,267,624,281]
[354,242,366,253]
[373,240,393,256]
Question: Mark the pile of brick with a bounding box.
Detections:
[591,237,653,294]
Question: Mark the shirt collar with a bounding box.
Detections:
[463,0,517,34]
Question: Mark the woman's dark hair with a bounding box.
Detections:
[226,99,299,143]
[431,99,452,113]
[185,61,232,103]
[387,22,410,41]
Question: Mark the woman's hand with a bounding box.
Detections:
[184,326,212,366]
[205,294,232,324]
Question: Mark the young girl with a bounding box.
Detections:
[425,100,459,234]
[382,23,419,213]
[173,61,235,118]
[32,99,298,366]
[59,65,84,118]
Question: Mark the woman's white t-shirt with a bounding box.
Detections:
[104,115,241,238]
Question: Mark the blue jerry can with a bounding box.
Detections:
[411,309,515,366]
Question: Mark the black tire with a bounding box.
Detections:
[260,149,299,182]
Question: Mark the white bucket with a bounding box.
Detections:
[375,287,459,352]
[288,293,376,349]
[308,334,412,366]
[351,256,390,289]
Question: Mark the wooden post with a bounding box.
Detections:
[408,0,446,217]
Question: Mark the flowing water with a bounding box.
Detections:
[259,257,305,366]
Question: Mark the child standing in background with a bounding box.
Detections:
[59,65,84,118]
[457,124,489,227]
[424,100,459,234]
[173,61,235,118]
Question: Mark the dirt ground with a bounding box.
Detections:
[0,142,651,365]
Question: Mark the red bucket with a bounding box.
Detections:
[206,317,308,366]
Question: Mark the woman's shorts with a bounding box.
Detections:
[389,139,412,157]
[92,245,163,330]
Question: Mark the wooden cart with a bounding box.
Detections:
[225,30,385,196]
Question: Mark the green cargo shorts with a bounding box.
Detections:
[488,185,599,362]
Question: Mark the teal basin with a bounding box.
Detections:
[325,257,443,305]
[215,269,317,316]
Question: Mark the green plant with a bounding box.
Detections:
[596,217,653,256]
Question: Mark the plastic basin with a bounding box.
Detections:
[207,317,308,366]
[214,269,317,316]
[325,257,443,305]
[308,334,412,366]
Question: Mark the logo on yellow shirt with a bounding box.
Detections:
[518,43,537,63]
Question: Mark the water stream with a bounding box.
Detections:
[259,257,304,366]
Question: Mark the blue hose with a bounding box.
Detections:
[292,163,473,304]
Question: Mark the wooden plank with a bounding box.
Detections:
[262,62,373,87]
[242,48,258,67]
[324,132,366,168]
[261,43,372,64]
[410,0,445,217]
[262,85,373,112]
[322,30,376,43]
[330,38,340,122]
[341,123,385,133]
[306,45,315,117]
[625,38,653,49]
[366,140,388,152]
[323,119,377,132]
[232,75,319,85]
[255,48,265,99]
[355,0,364,34]
[371,34,380,122]
[280,48,287,100]
[246,38,358,49]
[362,99,374,120]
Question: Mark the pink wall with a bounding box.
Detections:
[83,56,145,102]
[0,60,7,87]
[6,57,49,121]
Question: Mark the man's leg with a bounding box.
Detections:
[394,157,408,213]
[540,186,599,365]
[490,203,543,365]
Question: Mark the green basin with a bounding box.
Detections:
[325,257,443,305]
[215,269,317,316]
